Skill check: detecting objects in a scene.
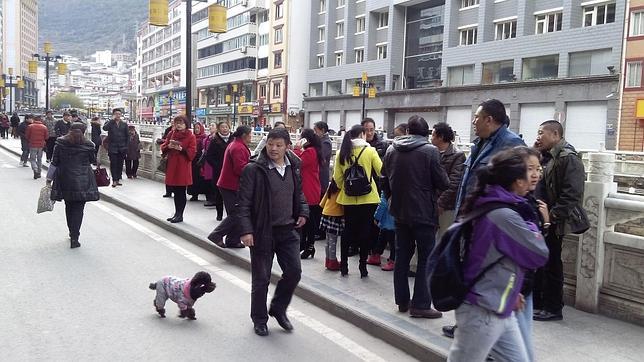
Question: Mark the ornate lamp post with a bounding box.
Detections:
[1,68,25,113]
[32,42,63,111]
[353,72,376,121]
[226,84,240,128]
[167,90,175,121]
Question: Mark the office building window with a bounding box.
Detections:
[447,65,474,86]
[259,83,267,98]
[356,16,365,34]
[459,27,477,46]
[535,12,562,34]
[318,27,325,42]
[461,0,479,9]
[274,51,283,68]
[275,2,283,19]
[335,52,343,66]
[631,11,644,36]
[273,82,281,98]
[522,54,559,80]
[274,27,283,44]
[317,54,325,68]
[355,48,364,63]
[319,0,326,13]
[404,2,445,89]
[376,44,387,60]
[378,12,389,28]
[495,20,517,40]
[336,21,344,38]
[626,61,642,88]
[337,0,345,8]
[482,60,514,84]
[568,49,612,76]
[583,2,616,27]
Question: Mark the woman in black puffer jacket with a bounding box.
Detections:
[47,122,100,248]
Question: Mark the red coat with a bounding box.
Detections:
[26,121,49,148]
[161,129,197,186]
[294,147,321,205]
[217,138,250,191]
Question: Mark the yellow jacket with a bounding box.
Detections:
[333,140,383,205]
[320,190,343,217]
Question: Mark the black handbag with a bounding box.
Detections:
[157,155,168,173]
[568,204,590,234]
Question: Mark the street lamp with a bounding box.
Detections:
[167,90,175,121]
[353,72,376,121]
[226,84,241,129]
[1,68,25,113]
[32,41,63,111]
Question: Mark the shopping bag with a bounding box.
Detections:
[95,164,111,187]
[37,185,55,214]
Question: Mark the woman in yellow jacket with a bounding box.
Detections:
[333,124,383,277]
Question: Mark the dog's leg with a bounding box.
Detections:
[186,307,196,320]
[148,282,157,290]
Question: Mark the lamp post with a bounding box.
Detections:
[1,68,24,113]
[353,72,376,121]
[226,84,239,129]
[32,42,63,111]
[167,90,175,121]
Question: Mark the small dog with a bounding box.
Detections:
[149,271,216,320]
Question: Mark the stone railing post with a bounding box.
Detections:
[575,152,618,313]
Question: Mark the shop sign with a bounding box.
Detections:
[196,108,207,117]
[270,103,283,113]
[238,105,253,114]
[208,106,232,115]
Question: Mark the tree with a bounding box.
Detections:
[51,92,84,109]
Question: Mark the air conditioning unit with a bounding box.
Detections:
[241,0,248,6]
[240,46,247,54]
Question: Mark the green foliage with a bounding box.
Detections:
[51,93,84,109]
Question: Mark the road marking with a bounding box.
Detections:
[93,202,386,362]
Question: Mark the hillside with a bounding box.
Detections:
[38,0,148,57]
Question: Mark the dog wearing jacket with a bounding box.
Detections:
[149,271,216,320]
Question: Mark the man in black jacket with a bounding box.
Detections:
[54,111,72,138]
[10,112,20,138]
[17,115,34,166]
[382,115,449,319]
[237,128,309,337]
[361,118,388,159]
[533,120,585,321]
[102,108,129,187]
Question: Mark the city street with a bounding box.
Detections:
[0,149,414,361]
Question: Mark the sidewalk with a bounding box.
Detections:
[2,137,643,361]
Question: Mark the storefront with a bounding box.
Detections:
[207,106,233,126]
[154,89,187,123]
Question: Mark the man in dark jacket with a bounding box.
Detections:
[54,111,72,138]
[362,118,388,159]
[382,115,449,319]
[90,116,102,159]
[17,115,34,166]
[237,128,309,337]
[10,112,20,138]
[43,110,57,162]
[533,120,585,322]
[102,108,129,186]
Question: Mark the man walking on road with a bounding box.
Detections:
[103,109,129,187]
[10,112,20,139]
[43,110,57,163]
[26,115,49,179]
[17,115,33,167]
[55,111,72,139]
[237,128,309,336]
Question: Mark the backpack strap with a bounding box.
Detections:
[353,146,368,164]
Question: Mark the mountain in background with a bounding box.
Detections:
[39,0,149,58]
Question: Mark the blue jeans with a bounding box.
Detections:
[393,222,436,310]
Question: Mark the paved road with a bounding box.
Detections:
[0,149,414,361]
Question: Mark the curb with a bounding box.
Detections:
[1,142,447,361]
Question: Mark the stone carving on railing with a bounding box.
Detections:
[579,196,600,279]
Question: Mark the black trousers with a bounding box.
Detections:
[108,151,126,182]
[533,231,564,314]
[125,159,139,177]
[45,137,57,161]
[0,127,7,138]
[374,229,396,260]
[250,226,301,324]
[65,201,86,239]
[341,204,378,266]
[211,184,224,217]
[167,185,187,217]
[300,205,321,251]
[212,188,240,245]
[20,138,29,162]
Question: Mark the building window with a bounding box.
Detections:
[535,12,562,34]
[626,61,642,88]
[317,54,325,68]
[495,20,517,40]
[459,27,478,46]
[378,12,389,28]
[356,16,365,34]
[337,0,345,8]
[275,2,283,19]
[273,82,281,98]
[335,52,343,66]
[259,83,267,98]
[482,60,514,84]
[258,57,268,69]
[631,11,644,36]
[319,0,326,13]
[583,2,616,27]
[318,27,325,42]
[568,49,612,77]
[274,51,283,68]
[336,21,344,38]
[447,65,474,86]
[355,48,364,63]
[522,54,559,80]
[274,27,283,44]
[376,44,387,60]
[259,34,269,46]
[460,0,479,9]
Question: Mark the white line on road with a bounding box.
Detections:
[93,202,387,362]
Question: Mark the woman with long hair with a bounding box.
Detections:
[188,122,209,201]
[447,147,549,362]
[207,125,252,248]
[204,121,232,220]
[47,122,100,248]
[160,115,197,223]
[294,128,322,259]
[332,124,382,277]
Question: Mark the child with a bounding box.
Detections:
[125,125,142,179]
[373,191,396,271]
[319,180,344,271]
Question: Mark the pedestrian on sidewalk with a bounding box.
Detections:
[204,121,231,220]
[446,147,549,362]
[319,180,344,271]
[125,125,141,179]
[10,112,20,139]
[0,113,10,139]
[293,128,322,259]
[43,110,57,162]
[159,124,175,198]
[17,114,34,167]
[102,108,129,187]
[381,116,449,318]
[237,128,309,336]
[47,122,99,249]
[90,116,102,161]
[54,111,72,139]
[188,122,209,201]
[373,191,396,271]
[207,125,251,248]
[160,115,197,223]
[314,121,333,241]
[26,115,48,179]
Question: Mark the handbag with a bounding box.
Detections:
[157,155,168,173]
[94,164,111,187]
[37,185,55,213]
[568,204,590,234]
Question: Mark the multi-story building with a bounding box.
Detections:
[304,0,625,151]
[619,0,644,151]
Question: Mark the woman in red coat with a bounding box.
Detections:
[161,115,197,223]
[294,128,322,259]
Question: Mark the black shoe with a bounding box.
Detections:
[166,215,176,221]
[216,215,223,221]
[340,262,348,276]
[359,262,368,278]
[300,246,315,259]
[269,309,293,331]
[254,323,269,336]
[162,193,172,198]
[442,325,456,338]
[169,216,183,223]
[409,307,443,319]
[398,304,409,313]
[33,172,39,179]
[533,310,563,321]
[208,232,225,248]
[70,238,81,249]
